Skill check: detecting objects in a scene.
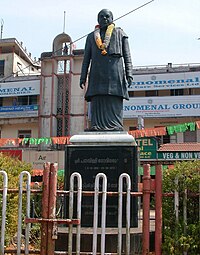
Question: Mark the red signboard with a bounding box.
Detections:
[0,150,22,160]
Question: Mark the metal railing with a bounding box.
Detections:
[92,173,107,255]
[0,170,8,255]
[68,172,82,255]
[0,164,164,255]
[17,171,31,255]
[118,173,131,255]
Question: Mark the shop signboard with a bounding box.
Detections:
[22,150,65,170]
[158,151,200,160]
[123,95,200,118]
[0,80,40,97]
[0,150,22,160]
[136,137,157,159]
[0,105,39,118]
[128,71,200,91]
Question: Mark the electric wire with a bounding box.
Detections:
[71,0,154,46]
[0,60,41,82]
[0,0,155,82]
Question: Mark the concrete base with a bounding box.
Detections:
[69,131,137,146]
[56,230,155,254]
[65,131,138,228]
[63,131,139,251]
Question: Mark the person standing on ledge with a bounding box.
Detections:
[80,9,133,131]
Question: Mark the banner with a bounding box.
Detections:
[0,80,40,97]
[123,95,200,118]
[0,105,38,118]
[128,71,200,91]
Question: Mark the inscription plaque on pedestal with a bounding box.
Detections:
[65,145,138,227]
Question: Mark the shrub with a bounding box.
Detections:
[0,153,32,245]
[162,160,200,255]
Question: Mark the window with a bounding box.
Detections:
[156,134,170,147]
[155,126,171,146]
[0,60,5,77]
[17,95,37,105]
[29,95,37,105]
[18,96,28,105]
[129,126,137,131]
[0,97,3,107]
[170,89,184,96]
[18,130,31,138]
[145,90,158,97]
[188,88,192,95]
[57,60,70,74]
[162,134,171,144]
[184,130,196,142]
[128,91,134,97]
[18,130,31,147]
[12,97,18,106]
[17,62,22,75]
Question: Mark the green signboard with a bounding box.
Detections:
[136,138,157,159]
[138,165,169,175]
[158,151,200,160]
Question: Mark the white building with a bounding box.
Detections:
[39,33,87,138]
[0,38,40,139]
[124,63,200,144]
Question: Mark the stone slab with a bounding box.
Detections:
[69,131,137,146]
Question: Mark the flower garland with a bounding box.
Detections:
[94,23,115,55]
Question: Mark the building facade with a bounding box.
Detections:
[39,33,87,138]
[0,38,41,140]
[124,63,200,144]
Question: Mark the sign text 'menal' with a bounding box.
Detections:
[130,77,199,88]
[0,87,35,95]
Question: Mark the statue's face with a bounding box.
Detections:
[98,9,113,28]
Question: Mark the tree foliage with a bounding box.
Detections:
[162,160,200,255]
[0,153,32,245]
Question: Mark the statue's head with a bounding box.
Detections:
[97,9,113,28]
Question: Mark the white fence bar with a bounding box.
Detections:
[92,173,107,255]
[68,172,82,255]
[17,171,31,255]
[0,170,8,255]
[117,173,131,255]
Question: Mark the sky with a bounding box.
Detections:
[1,0,200,67]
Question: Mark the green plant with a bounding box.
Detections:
[162,160,200,255]
[0,153,32,246]
[57,172,64,190]
[29,223,41,249]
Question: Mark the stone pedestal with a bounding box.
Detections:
[65,131,138,227]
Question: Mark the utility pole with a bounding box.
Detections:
[137,115,144,229]
[63,11,66,33]
[1,19,4,39]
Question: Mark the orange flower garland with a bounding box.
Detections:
[94,23,115,55]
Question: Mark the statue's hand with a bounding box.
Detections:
[127,76,133,88]
[80,80,85,89]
